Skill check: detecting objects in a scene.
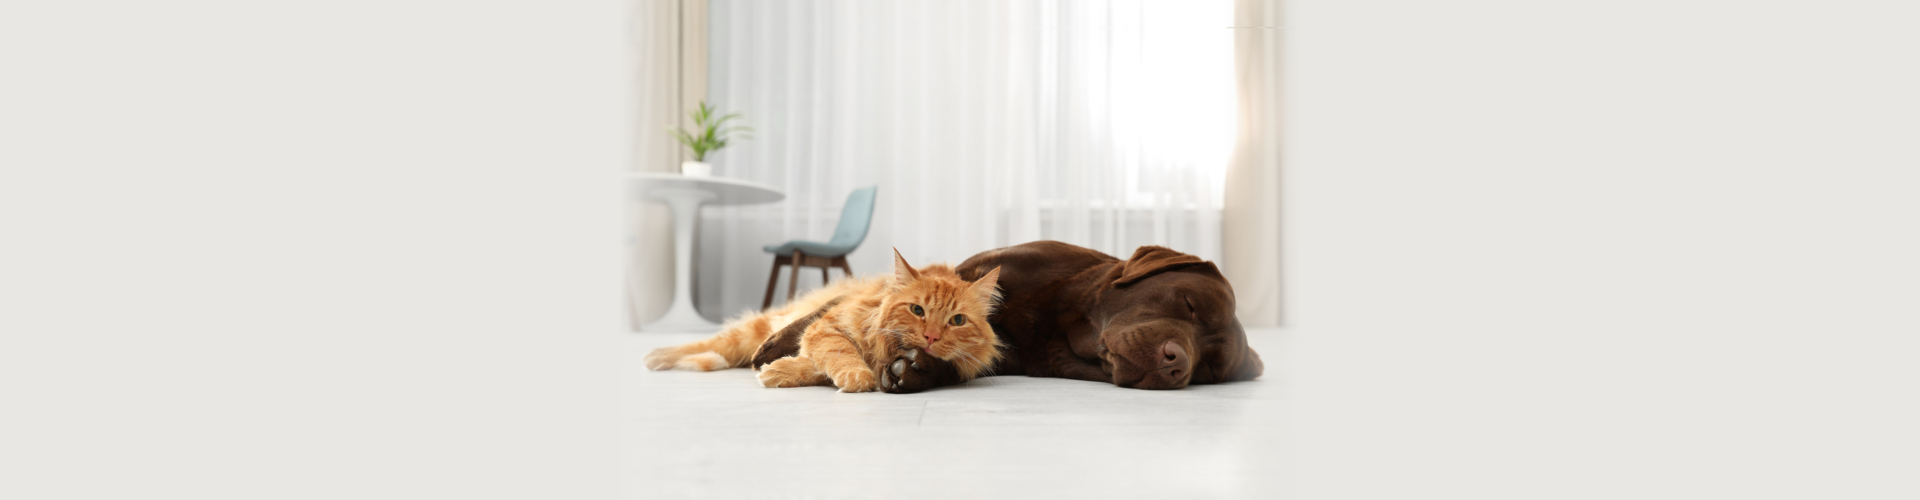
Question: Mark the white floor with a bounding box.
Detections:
[623,328,1286,499]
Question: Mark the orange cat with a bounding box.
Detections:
[643,249,1003,393]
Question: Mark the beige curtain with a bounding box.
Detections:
[1223,0,1283,327]
[628,0,704,330]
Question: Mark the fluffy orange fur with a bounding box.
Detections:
[644,249,1003,393]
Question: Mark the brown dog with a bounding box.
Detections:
[756,241,1263,391]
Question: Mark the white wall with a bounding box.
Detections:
[1,2,624,498]
[1284,1,1920,498]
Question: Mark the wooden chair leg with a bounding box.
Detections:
[787,250,803,303]
[834,257,853,280]
[762,255,786,311]
[821,266,829,286]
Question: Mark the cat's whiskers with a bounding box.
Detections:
[952,347,991,377]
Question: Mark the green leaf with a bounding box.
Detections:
[669,100,751,159]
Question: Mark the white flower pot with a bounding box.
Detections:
[681,161,712,177]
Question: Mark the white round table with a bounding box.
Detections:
[630,173,784,331]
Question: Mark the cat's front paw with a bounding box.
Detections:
[757,357,815,388]
[877,349,957,394]
[832,368,878,393]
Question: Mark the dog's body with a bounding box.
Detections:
[760,241,1262,392]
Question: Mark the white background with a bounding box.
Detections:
[2,2,623,498]
[3,1,1915,499]
[1283,1,1918,498]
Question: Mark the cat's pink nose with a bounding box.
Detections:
[923,331,941,344]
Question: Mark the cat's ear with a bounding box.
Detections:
[892,247,921,282]
[969,266,1003,301]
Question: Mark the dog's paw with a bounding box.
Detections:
[877,348,957,393]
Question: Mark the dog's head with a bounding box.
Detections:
[1086,246,1264,389]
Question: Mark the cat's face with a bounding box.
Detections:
[876,250,1003,376]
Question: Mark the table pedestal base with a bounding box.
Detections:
[642,187,719,333]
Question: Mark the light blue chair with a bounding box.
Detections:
[762,186,877,309]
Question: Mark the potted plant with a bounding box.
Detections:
[668,101,751,177]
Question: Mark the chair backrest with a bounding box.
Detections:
[827,186,877,248]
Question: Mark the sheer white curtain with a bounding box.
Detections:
[694,0,1235,320]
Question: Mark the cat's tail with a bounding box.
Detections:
[642,312,777,371]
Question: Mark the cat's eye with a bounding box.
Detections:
[949,314,966,326]
[909,304,924,316]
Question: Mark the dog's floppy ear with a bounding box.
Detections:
[1114,246,1210,287]
[1225,346,1264,382]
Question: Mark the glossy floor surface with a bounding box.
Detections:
[623,328,1286,499]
